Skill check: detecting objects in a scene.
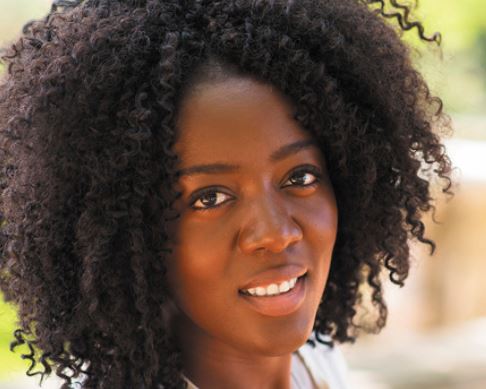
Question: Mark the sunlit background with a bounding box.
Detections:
[0,0,485,388]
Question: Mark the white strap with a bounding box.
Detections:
[295,345,331,388]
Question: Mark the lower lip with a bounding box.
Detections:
[239,275,307,317]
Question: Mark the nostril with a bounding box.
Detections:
[238,233,302,255]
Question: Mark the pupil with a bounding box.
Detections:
[202,192,217,205]
[293,173,306,185]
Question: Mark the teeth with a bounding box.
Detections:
[267,283,279,295]
[289,278,297,288]
[244,277,300,297]
[255,287,266,296]
[279,281,290,293]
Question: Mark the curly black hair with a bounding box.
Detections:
[0,0,452,388]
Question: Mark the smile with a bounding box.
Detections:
[240,276,299,297]
[239,274,307,317]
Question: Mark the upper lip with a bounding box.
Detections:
[239,264,307,290]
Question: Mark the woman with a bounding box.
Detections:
[0,0,452,388]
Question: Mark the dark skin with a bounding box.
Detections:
[165,77,338,389]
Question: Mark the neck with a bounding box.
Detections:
[174,314,293,389]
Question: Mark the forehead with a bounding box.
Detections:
[174,78,315,165]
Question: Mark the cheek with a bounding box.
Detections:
[303,189,338,247]
[302,193,338,290]
[165,216,231,304]
[164,220,241,333]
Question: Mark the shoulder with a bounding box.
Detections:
[294,332,350,389]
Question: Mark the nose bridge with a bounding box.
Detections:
[237,190,303,254]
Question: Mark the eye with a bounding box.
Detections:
[283,165,322,188]
[190,189,233,211]
[189,165,323,212]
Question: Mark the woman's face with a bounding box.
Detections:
[165,77,338,357]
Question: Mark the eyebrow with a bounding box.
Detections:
[177,139,319,177]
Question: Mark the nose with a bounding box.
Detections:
[237,194,303,255]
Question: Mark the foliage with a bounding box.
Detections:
[418,0,486,52]
[0,298,30,378]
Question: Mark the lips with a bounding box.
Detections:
[239,274,307,316]
[238,264,307,291]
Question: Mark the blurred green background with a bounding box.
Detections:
[0,0,485,388]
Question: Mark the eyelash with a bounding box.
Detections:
[189,165,323,212]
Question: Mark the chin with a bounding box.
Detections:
[249,315,316,357]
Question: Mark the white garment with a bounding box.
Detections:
[291,334,349,389]
[182,333,349,389]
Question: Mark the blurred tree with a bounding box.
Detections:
[0,0,50,46]
[417,0,486,52]
[476,28,486,85]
